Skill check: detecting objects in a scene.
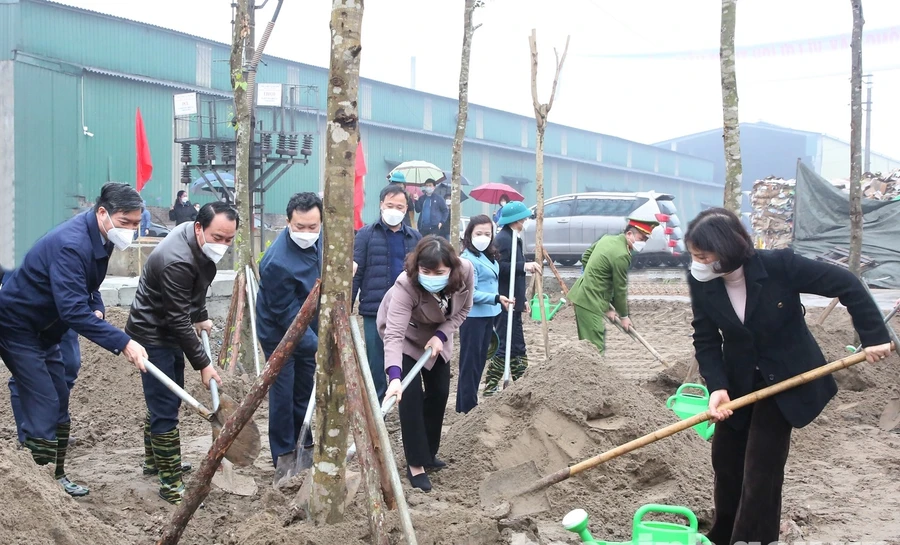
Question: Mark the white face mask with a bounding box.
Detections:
[381,208,405,227]
[472,235,491,252]
[291,230,320,249]
[200,230,230,264]
[691,260,725,282]
[631,240,647,253]
[104,214,135,251]
[181,196,189,204]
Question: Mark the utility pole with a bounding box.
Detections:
[863,74,872,173]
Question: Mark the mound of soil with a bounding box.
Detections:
[440,339,715,540]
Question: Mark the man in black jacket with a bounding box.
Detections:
[125,202,232,505]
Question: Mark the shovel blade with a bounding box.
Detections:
[479,460,550,517]
[212,459,258,496]
[210,393,262,467]
[273,446,315,489]
[879,398,900,431]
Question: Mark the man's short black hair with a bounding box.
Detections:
[684,207,755,274]
[380,183,407,203]
[196,201,240,229]
[423,178,436,187]
[286,192,323,220]
[94,182,144,214]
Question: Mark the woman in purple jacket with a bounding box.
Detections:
[377,235,474,491]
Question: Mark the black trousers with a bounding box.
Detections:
[456,316,494,413]
[140,346,185,435]
[707,392,793,545]
[398,354,450,467]
[494,310,526,359]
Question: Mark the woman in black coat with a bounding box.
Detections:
[684,207,893,545]
[169,190,197,225]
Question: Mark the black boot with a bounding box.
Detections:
[55,422,89,497]
[406,466,432,492]
[151,428,185,505]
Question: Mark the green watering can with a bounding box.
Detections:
[530,293,566,321]
[666,384,715,441]
[563,504,709,545]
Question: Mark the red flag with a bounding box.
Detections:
[135,108,153,192]
[353,139,367,230]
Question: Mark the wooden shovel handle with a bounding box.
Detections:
[517,346,890,497]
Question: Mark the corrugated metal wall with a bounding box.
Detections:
[7,0,718,262]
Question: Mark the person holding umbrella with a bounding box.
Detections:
[483,201,541,396]
[169,190,197,226]
[492,194,510,225]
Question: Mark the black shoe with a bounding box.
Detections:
[406,467,432,492]
[424,457,447,471]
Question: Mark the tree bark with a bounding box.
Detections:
[720,0,743,214]
[230,0,253,267]
[450,0,482,251]
[848,0,865,278]
[310,0,364,526]
[529,29,569,361]
[157,281,321,545]
[333,303,388,545]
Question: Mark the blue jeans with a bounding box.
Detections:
[8,329,81,443]
[363,316,386,405]
[263,332,317,465]
[140,345,185,435]
[455,316,494,414]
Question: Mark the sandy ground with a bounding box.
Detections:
[1,280,899,545]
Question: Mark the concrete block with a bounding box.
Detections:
[210,277,236,297]
[118,286,137,307]
[99,287,120,308]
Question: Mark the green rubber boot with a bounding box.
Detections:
[24,436,57,466]
[54,422,89,497]
[482,355,504,397]
[143,412,192,476]
[511,354,529,381]
[151,428,185,505]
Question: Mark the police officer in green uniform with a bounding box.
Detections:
[567,217,657,354]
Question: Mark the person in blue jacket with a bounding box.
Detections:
[456,215,512,414]
[0,182,149,497]
[256,192,322,472]
[352,184,422,403]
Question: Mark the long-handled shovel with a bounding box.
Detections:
[142,333,261,468]
[607,315,671,368]
[481,345,895,517]
[502,231,519,390]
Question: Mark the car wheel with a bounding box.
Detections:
[558,258,578,267]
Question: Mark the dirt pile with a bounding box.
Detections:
[440,339,715,540]
[0,442,128,545]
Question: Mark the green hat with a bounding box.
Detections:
[497,201,531,226]
[389,171,406,183]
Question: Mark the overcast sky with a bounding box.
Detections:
[61,0,900,162]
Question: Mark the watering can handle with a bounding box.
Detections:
[675,383,709,398]
[633,504,698,531]
[697,535,712,545]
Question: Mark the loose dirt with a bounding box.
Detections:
[0,291,898,544]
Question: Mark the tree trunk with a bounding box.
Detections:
[310,0,364,526]
[720,0,743,214]
[230,0,252,268]
[450,0,481,251]
[848,0,865,278]
[529,29,569,361]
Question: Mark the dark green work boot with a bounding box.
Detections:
[511,354,529,381]
[55,422,89,497]
[151,428,185,505]
[24,436,57,466]
[142,412,192,476]
[482,356,504,397]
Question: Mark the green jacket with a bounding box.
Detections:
[568,234,631,317]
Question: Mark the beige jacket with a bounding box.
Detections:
[376,260,474,371]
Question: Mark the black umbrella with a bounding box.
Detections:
[436,181,468,202]
[436,170,471,186]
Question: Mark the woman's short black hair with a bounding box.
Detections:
[684,207,755,274]
[404,235,467,294]
[462,214,499,261]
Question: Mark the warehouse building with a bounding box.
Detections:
[654,121,900,210]
[0,0,719,266]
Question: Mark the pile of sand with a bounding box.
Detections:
[439,339,715,540]
[0,443,128,545]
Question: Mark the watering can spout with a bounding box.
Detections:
[531,294,566,321]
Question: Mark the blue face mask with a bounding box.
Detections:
[418,273,449,293]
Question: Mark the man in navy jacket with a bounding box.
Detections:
[256,193,322,472]
[352,184,422,403]
[0,182,148,497]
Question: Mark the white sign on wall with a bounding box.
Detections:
[173,93,198,116]
[257,83,283,107]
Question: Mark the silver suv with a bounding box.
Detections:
[521,191,688,268]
